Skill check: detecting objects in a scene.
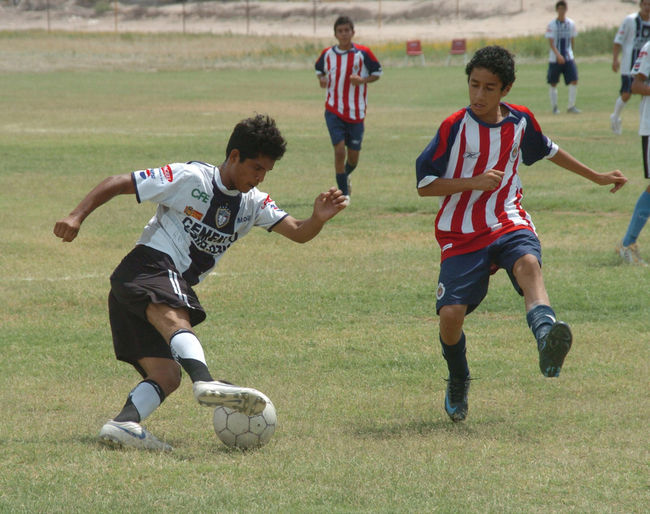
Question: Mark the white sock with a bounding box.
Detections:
[170,329,207,364]
[613,96,626,119]
[568,84,578,108]
[549,86,558,108]
[130,381,162,422]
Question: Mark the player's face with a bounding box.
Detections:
[641,0,650,17]
[223,150,275,193]
[334,23,354,49]
[467,67,512,123]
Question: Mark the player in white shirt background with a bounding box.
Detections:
[546,1,580,114]
[616,41,650,265]
[53,114,347,451]
[610,0,650,135]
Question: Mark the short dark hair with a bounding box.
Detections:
[465,45,516,90]
[334,16,354,32]
[556,1,567,9]
[226,114,287,162]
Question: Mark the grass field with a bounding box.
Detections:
[0,32,648,512]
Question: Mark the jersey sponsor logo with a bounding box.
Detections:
[162,165,174,182]
[139,169,154,180]
[216,206,231,228]
[237,215,251,223]
[463,151,480,159]
[191,188,210,203]
[261,194,278,210]
[184,206,204,221]
[182,217,238,255]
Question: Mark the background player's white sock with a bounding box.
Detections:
[170,329,213,382]
[549,86,558,109]
[613,96,626,119]
[568,84,578,108]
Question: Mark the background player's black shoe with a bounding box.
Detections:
[444,376,471,422]
[538,321,572,377]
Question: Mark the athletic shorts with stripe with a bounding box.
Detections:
[108,244,206,376]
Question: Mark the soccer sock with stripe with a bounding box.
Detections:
[114,379,165,423]
[526,304,557,345]
[335,172,349,195]
[440,332,470,381]
[622,190,650,247]
[170,329,214,383]
[568,84,578,108]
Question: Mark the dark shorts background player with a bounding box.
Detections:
[546,1,580,114]
[610,0,650,135]
[315,15,382,204]
[616,40,650,265]
[415,46,627,423]
[53,114,347,451]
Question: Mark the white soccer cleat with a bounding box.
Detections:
[610,113,622,135]
[342,195,351,206]
[193,381,267,416]
[616,242,648,266]
[98,420,172,451]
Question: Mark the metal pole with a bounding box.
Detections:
[313,0,317,35]
[46,0,50,33]
[378,0,381,29]
[456,0,460,18]
[246,0,250,35]
[182,0,186,34]
[114,0,118,33]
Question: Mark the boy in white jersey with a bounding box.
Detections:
[616,41,650,265]
[416,46,627,422]
[315,15,382,204]
[610,0,650,135]
[54,115,347,450]
[546,1,580,114]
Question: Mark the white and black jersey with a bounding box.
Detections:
[132,161,288,285]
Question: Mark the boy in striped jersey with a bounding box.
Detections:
[416,46,627,422]
[54,115,347,450]
[610,0,650,135]
[315,16,382,204]
[546,1,580,114]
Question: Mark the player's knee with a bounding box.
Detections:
[513,254,541,278]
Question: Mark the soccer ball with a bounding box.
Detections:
[212,392,276,449]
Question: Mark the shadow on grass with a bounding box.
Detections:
[353,417,475,439]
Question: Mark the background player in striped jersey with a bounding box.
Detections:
[416,46,627,423]
[610,0,650,135]
[53,114,347,450]
[546,1,580,114]
[315,15,382,204]
[616,41,650,265]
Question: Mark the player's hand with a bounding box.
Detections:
[557,55,566,65]
[53,215,82,242]
[349,74,365,86]
[596,170,627,193]
[313,187,347,221]
[612,60,620,73]
[473,169,504,191]
[318,75,328,88]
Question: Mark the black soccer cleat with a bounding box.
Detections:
[444,375,471,422]
[538,321,573,377]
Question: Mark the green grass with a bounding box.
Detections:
[0,34,648,513]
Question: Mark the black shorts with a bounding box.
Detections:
[108,245,206,374]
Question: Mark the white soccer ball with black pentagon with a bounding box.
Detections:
[212,392,276,449]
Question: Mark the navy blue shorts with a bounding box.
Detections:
[547,60,578,85]
[435,230,542,315]
[620,75,633,95]
[325,110,364,150]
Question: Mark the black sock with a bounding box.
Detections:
[178,357,214,383]
[526,304,556,345]
[335,173,349,195]
[344,162,357,176]
[114,379,166,423]
[440,332,470,381]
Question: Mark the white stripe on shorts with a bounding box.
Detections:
[168,269,191,308]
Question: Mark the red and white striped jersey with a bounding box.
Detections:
[416,104,559,261]
[315,43,382,123]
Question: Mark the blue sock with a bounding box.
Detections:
[526,304,556,345]
[335,173,349,195]
[440,332,470,381]
[622,190,650,246]
[344,162,357,176]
